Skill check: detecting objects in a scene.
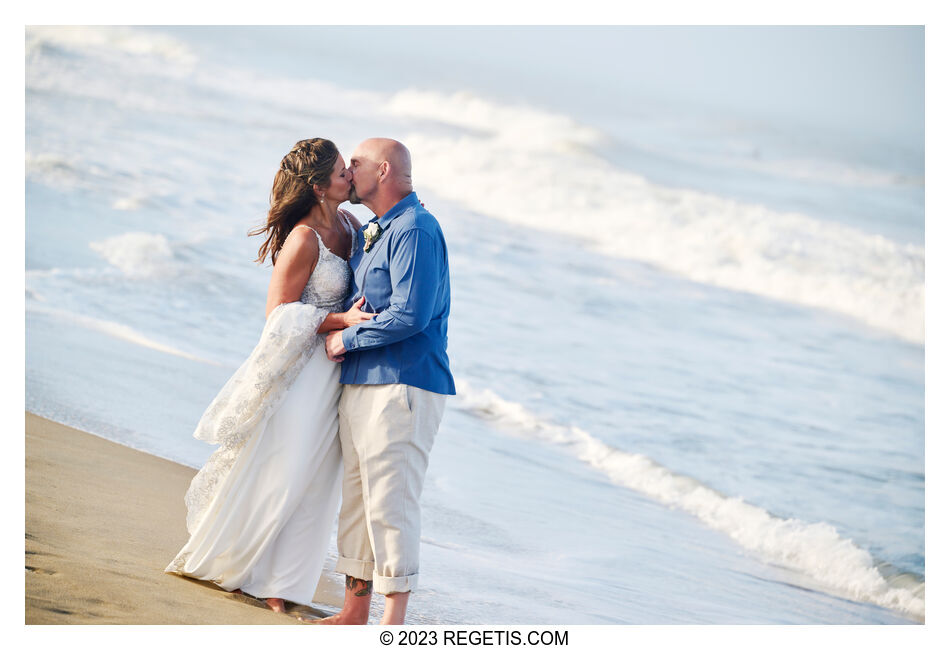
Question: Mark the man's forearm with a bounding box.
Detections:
[343,227,441,352]
[340,306,429,352]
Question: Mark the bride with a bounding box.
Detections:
[165,138,368,615]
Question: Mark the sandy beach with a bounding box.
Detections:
[24,412,332,624]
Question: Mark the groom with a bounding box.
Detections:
[323,138,455,625]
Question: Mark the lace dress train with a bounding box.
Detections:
[166,223,353,605]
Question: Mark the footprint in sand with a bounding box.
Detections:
[25,565,56,575]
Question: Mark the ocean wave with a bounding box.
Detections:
[112,195,147,211]
[26,33,923,344]
[25,151,108,187]
[25,28,375,158]
[26,26,197,67]
[391,94,922,343]
[386,89,603,151]
[89,232,177,277]
[454,379,925,621]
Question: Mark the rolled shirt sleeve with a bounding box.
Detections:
[341,228,441,352]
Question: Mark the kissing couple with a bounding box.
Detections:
[165,137,455,625]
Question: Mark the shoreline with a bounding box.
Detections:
[24,412,331,624]
[24,410,923,625]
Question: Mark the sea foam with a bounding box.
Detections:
[26,26,197,67]
[385,91,923,344]
[26,28,924,345]
[89,232,176,277]
[454,379,925,621]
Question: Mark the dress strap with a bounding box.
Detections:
[338,210,358,257]
[291,224,324,248]
[340,210,359,257]
[337,210,354,235]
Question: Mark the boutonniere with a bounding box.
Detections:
[363,222,382,253]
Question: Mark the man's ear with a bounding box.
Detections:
[378,160,390,181]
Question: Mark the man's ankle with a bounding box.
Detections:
[341,575,373,623]
[380,590,410,625]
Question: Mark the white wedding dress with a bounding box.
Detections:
[166,221,355,605]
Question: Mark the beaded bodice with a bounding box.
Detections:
[295,217,356,313]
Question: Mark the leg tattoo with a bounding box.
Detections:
[346,575,373,598]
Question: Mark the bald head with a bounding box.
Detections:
[357,138,412,189]
[348,138,414,216]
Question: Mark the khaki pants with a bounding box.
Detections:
[335,383,446,595]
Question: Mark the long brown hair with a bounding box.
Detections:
[250,138,339,264]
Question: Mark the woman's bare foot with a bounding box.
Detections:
[265,598,286,613]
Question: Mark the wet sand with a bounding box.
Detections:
[25,412,331,624]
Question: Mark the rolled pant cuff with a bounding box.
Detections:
[335,556,375,582]
[373,571,418,595]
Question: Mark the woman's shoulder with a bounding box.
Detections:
[279,223,321,260]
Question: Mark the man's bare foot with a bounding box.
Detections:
[303,575,372,624]
[265,598,286,613]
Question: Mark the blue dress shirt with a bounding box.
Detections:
[340,192,455,395]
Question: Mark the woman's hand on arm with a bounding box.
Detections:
[264,229,319,319]
[317,297,374,333]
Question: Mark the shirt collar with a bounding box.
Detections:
[372,192,419,230]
